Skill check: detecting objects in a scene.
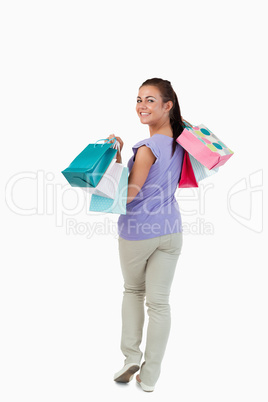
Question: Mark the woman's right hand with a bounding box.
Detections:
[106,134,124,152]
[106,134,123,164]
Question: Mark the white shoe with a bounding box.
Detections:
[136,374,154,392]
[136,378,154,392]
[114,363,140,383]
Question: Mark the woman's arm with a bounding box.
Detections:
[126,145,156,204]
[116,151,122,164]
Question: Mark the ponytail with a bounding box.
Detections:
[170,91,185,156]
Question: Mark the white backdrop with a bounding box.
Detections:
[1,1,267,401]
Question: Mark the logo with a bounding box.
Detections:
[227,170,263,233]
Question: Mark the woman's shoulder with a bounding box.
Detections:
[134,134,173,147]
[132,135,160,148]
[132,136,161,160]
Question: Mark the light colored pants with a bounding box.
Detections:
[118,232,183,387]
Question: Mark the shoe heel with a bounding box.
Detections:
[114,363,140,383]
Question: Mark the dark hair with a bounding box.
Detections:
[140,78,185,156]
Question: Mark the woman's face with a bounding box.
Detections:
[136,85,172,126]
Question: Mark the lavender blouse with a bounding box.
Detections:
[117,134,184,240]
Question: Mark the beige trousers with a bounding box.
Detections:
[118,232,183,387]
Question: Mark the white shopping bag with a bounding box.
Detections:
[82,160,124,199]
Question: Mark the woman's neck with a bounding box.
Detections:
[149,120,173,138]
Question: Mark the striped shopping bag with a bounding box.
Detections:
[178,150,218,188]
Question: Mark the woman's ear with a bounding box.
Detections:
[164,101,173,113]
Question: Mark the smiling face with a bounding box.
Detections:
[136,85,173,126]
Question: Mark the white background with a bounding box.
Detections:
[1,0,267,401]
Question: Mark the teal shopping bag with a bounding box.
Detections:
[61,138,117,188]
[89,166,128,214]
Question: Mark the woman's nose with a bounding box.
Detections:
[139,102,147,109]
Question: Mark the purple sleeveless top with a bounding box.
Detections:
[117,134,184,240]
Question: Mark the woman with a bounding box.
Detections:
[109,78,190,392]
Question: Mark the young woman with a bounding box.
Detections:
[109,78,190,392]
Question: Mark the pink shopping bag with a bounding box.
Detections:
[176,124,234,169]
[178,151,198,188]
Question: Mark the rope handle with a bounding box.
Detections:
[182,119,194,128]
[94,137,117,148]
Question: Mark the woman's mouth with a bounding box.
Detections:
[140,112,150,116]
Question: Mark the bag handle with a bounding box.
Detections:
[182,119,193,128]
[94,137,117,148]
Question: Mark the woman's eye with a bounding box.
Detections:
[137,99,154,103]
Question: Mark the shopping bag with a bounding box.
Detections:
[178,151,198,188]
[178,151,219,188]
[188,154,219,182]
[177,124,234,169]
[89,166,129,214]
[82,161,124,199]
[61,137,118,188]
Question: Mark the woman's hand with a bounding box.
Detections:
[106,134,123,163]
[106,134,124,152]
